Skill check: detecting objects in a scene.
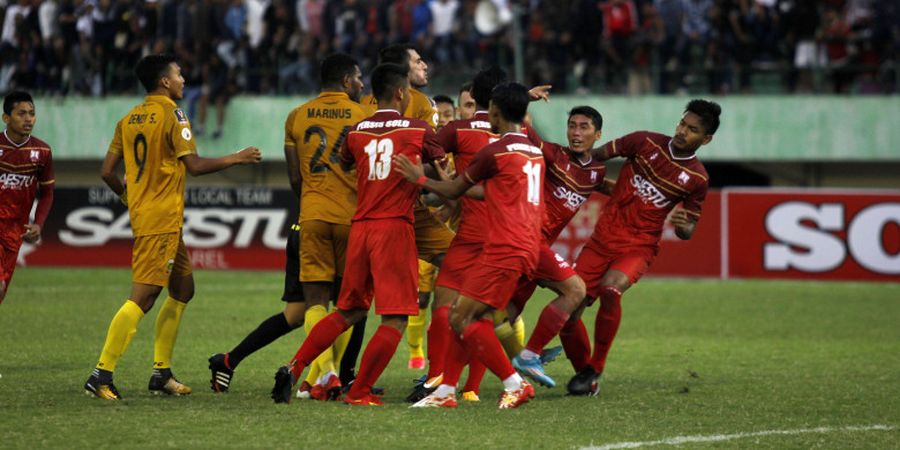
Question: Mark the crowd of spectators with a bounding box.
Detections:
[1,0,897,100]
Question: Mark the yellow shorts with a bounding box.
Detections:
[414,204,455,264]
[300,220,350,282]
[132,232,192,287]
[417,259,437,293]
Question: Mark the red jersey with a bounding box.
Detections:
[593,131,708,252]
[0,131,54,223]
[540,141,607,243]
[463,132,544,273]
[340,110,444,222]
[435,111,497,242]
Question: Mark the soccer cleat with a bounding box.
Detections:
[208,353,233,393]
[343,392,384,406]
[84,374,122,401]
[512,354,557,388]
[408,356,426,370]
[410,392,458,408]
[295,380,313,399]
[566,366,601,397]
[149,369,192,396]
[461,391,480,402]
[497,380,535,409]
[271,366,295,404]
[540,346,564,365]
[405,373,443,403]
[310,374,342,401]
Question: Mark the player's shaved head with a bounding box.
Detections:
[685,99,722,135]
[320,53,360,88]
[371,63,410,102]
[472,67,507,110]
[135,54,177,92]
[490,82,529,123]
[379,43,415,66]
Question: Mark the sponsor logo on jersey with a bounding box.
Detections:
[0,173,35,188]
[553,185,588,211]
[182,127,192,141]
[631,174,670,208]
[174,108,188,123]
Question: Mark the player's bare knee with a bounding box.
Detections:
[562,276,587,307]
[340,308,367,325]
[381,315,408,332]
[282,303,306,328]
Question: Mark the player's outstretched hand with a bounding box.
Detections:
[22,224,41,244]
[528,85,552,102]
[235,146,263,164]
[393,154,424,183]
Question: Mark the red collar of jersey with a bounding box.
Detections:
[2,129,31,147]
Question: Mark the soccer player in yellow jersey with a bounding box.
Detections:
[207,54,365,397]
[84,54,261,401]
[282,53,368,398]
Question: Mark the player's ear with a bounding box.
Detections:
[701,134,713,146]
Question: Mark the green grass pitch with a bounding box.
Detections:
[1,268,898,449]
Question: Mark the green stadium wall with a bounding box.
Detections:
[34,96,899,161]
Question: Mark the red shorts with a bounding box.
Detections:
[509,244,577,312]
[337,219,419,316]
[0,221,24,285]
[434,236,483,291]
[459,261,524,310]
[574,241,655,301]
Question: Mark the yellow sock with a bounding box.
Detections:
[153,297,187,369]
[331,306,352,366]
[304,305,333,383]
[97,300,145,372]
[495,320,524,358]
[407,307,428,359]
[513,315,526,348]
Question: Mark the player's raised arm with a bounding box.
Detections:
[393,154,472,199]
[180,146,262,176]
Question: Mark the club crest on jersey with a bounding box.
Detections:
[174,108,188,124]
[590,171,597,182]
[0,149,4,157]
[30,150,40,161]
[649,152,658,160]
[678,171,690,185]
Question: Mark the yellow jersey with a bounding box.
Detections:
[360,88,438,129]
[108,95,196,237]
[284,91,368,225]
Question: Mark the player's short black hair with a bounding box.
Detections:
[135,54,177,93]
[472,66,507,109]
[371,63,410,102]
[459,81,472,95]
[490,82,529,123]
[433,94,454,107]
[685,99,722,135]
[3,90,33,115]
[568,106,603,131]
[379,43,416,66]
[320,53,360,88]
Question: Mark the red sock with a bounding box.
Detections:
[590,286,622,374]
[559,318,591,372]
[289,312,350,380]
[426,305,450,379]
[440,332,470,388]
[347,325,402,398]
[525,302,570,354]
[462,360,486,394]
[461,318,515,381]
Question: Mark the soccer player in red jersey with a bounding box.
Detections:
[0,91,54,305]
[565,99,722,396]
[504,106,613,387]
[271,63,445,405]
[395,82,543,409]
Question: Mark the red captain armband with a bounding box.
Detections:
[416,175,428,186]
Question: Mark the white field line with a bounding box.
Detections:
[580,424,896,450]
